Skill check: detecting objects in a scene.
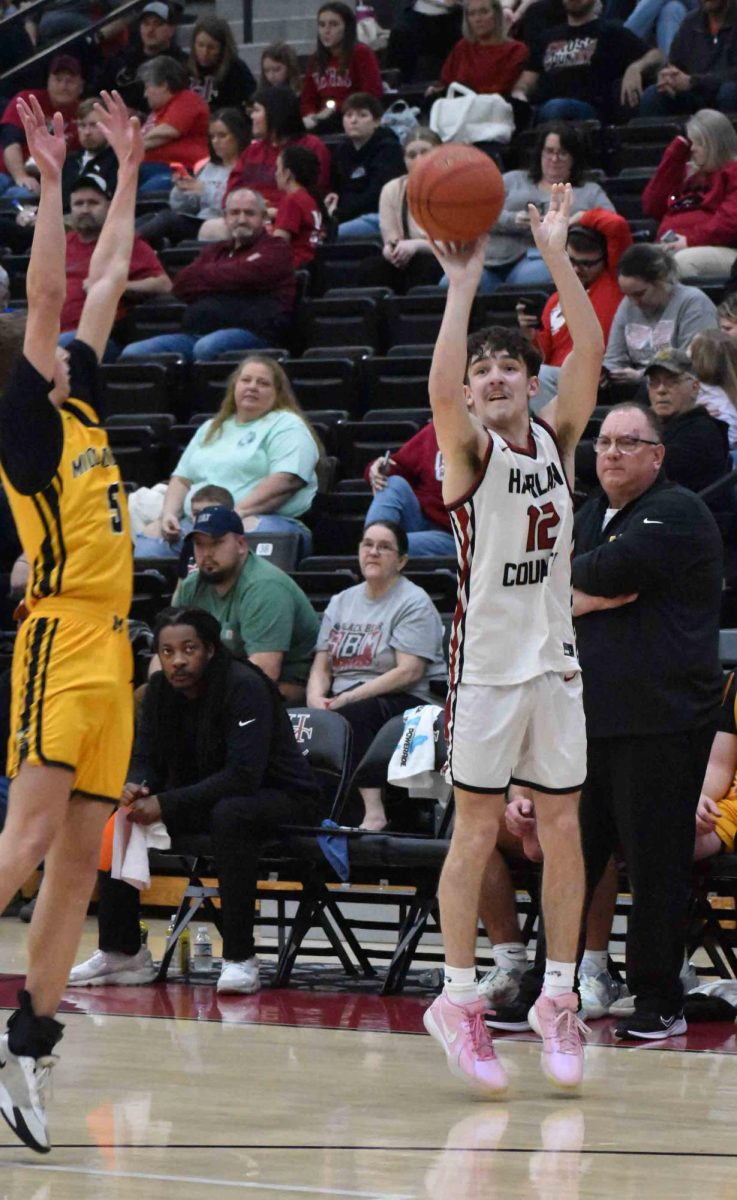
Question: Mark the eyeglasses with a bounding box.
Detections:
[359,540,399,554]
[593,435,661,455]
[568,254,605,269]
[542,148,572,159]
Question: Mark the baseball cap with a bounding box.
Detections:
[70,171,112,199]
[643,348,695,378]
[189,506,243,537]
[141,1,177,21]
[49,54,82,76]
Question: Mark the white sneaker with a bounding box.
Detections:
[0,1032,56,1154]
[217,957,261,995]
[608,991,636,1017]
[67,947,156,987]
[477,965,523,1005]
[579,971,628,1020]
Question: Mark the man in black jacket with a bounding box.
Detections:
[68,607,321,995]
[638,0,737,117]
[645,348,730,502]
[572,401,723,1039]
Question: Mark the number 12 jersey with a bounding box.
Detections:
[447,414,579,689]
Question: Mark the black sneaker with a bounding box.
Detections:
[483,998,532,1031]
[614,1011,687,1041]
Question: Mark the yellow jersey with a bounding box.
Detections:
[0,340,132,620]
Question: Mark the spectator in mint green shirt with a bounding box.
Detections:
[174,506,319,702]
[135,355,320,559]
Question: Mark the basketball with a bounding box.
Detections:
[407,144,505,242]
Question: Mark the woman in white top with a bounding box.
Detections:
[135,355,321,558]
[358,127,445,293]
[136,108,248,248]
[307,519,447,829]
[690,329,737,451]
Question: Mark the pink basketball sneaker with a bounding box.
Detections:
[424,993,509,1094]
[528,992,588,1090]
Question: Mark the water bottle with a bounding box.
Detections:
[179,926,191,976]
[165,912,178,978]
[192,925,213,975]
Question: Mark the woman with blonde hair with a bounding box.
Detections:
[426,0,528,97]
[690,328,737,450]
[135,355,320,557]
[717,292,737,343]
[643,109,737,279]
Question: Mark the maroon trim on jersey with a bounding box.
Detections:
[532,413,574,498]
[501,426,537,458]
[445,432,493,512]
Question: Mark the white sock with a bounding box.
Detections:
[443,964,479,1005]
[493,942,528,972]
[543,959,576,998]
[580,949,608,977]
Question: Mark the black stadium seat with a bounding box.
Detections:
[282,356,363,417]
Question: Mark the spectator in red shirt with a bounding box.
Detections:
[643,108,737,280]
[301,2,383,132]
[138,56,210,193]
[119,187,296,361]
[426,0,528,99]
[518,209,632,405]
[0,54,84,201]
[363,421,455,556]
[60,172,171,361]
[221,87,331,222]
[273,145,329,268]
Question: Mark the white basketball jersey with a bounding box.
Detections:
[447,415,579,688]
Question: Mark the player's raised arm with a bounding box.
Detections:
[76,91,144,361]
[16,96,68,381]
[531,183,604,455]
[428,237,489,494]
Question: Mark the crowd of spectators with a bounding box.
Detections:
[3,0,737,1011]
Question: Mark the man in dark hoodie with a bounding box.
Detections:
[326,92,405,238]
[68,607,321,997]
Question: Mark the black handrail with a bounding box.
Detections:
[698,469,737,506]
[0,0,149,82]
[242,0,252,43]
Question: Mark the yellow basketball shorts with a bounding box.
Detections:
[714,784,737,853]
[7,610,134,804]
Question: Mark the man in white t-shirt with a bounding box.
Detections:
[422,185,604,1094]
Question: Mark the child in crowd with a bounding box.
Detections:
[273,144,329,268]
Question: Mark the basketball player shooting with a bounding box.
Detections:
[423,183,604,1093]
[0,92,143,1153]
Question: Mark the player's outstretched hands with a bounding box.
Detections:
[16,95,66,180]
[529,181,572,258]
[92,90,144,170]
[428,233,487,291]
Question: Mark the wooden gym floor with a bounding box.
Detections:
[1,917,736,1200]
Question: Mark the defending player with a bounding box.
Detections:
[0,92,143,1152]
[423,185,604,1092]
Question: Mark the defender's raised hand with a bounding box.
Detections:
[92,90,144,170]
[16,95,66,180]
[529,182,572,258]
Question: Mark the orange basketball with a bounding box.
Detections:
[407,144,505,242]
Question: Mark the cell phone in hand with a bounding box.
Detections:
[660,229,679,243]
[517,294,545,321]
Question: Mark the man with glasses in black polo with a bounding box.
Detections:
[570,401,723,1040]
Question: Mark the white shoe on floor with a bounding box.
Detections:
[217,957,261,995]
[579,970,629,1020]
[68,947,156,987]
[477,965,523,1005]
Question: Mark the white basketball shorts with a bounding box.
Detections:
[447,671,587,794]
